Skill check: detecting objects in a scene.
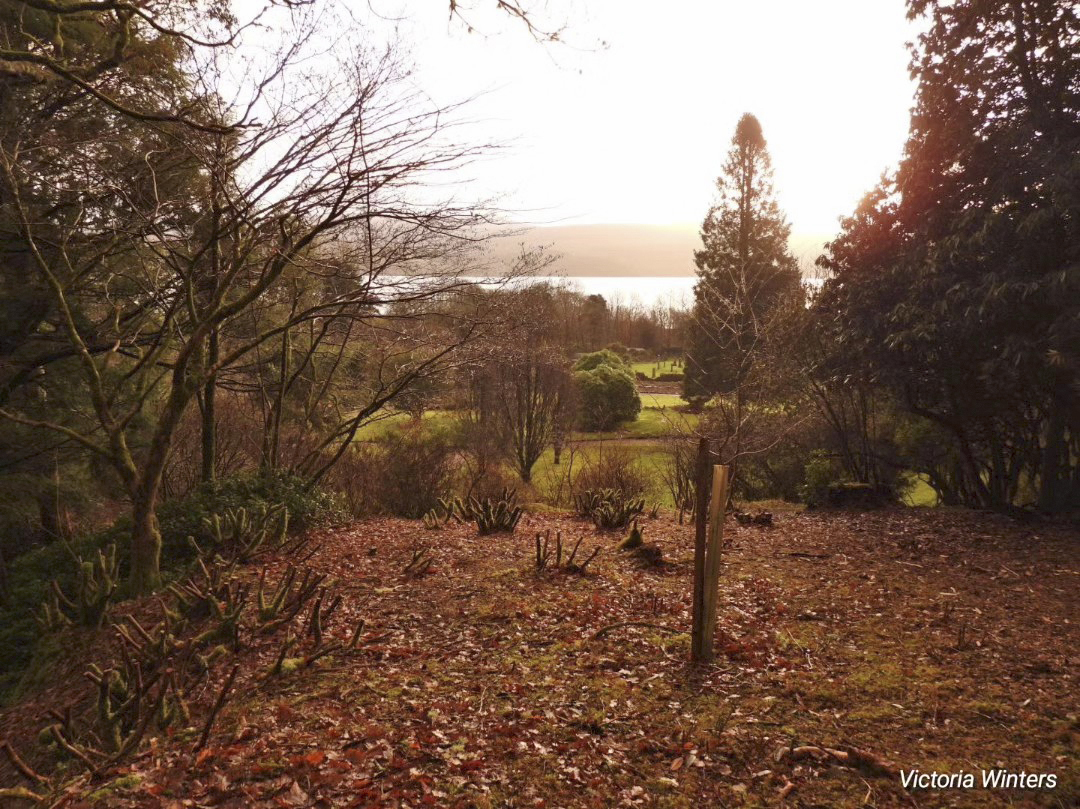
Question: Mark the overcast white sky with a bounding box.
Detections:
[231,0,918,255]
[365,0,920,243]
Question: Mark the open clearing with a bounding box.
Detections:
[631,361,684,380]
[2,509,1075,808]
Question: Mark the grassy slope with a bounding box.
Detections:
[353,409,455,441]
[4,510,1075,807]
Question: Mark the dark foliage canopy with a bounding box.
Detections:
[814,0,1080,510]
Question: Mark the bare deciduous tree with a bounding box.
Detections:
[468,281,573,483]
[0,21,498,591]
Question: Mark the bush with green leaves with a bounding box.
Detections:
[201,503,290,564]
[473,497,523,535]
[36,541,120,631]
[452,488,523,535]
[574,363,641,431]
[156,471,340,563]
[697,401,834,503]
[0,529,123,698]
[573,348,631,373]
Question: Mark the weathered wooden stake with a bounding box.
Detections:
[702,464,731,656]
[691,443,731,663]
[690,438,710,662]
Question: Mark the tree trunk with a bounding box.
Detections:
[262,326,290,471]
[729,387,744,504]
[1038,393,1067,512]
[690,437,710,662]
[129,484,163,595]
[201,327,219,485]
[0,545,10,608]
[38,492,61,540]
[128,360,199,593]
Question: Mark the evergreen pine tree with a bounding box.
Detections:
[684,113,801,400]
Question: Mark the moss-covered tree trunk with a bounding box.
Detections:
[129,487,162,595]
[201,327,219,485]
[128,349,202,594]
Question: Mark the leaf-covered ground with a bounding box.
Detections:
[2,508,1077,808]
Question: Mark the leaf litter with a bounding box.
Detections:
[0,508,1076,808]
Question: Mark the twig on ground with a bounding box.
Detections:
[194,664,240,752]
[787,744,899,778]
[48,725,99,771]
[1,740,48,783]
[0,786,44,803]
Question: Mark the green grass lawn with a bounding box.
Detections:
[526,439,675,508]
[902,472,940,507]
[640,392,685,408]
[624,404,697,438]
[358,391,694,445]
[631,358,684,379]
[352,395,941,514]
[350,382,692,511]
[516,389,698,507]
[352,409,455,440]
[570,393,696,441]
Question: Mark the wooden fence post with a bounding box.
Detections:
[691,438,710,662]
[691,448,731,663]
[702,464,731,658]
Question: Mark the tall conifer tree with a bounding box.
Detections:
[685,113,801,400]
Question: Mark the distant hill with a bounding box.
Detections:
[486,224,829,277]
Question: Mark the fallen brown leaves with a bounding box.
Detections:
[0,508,1076,808]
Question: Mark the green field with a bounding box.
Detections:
[631,358,684,379]
[527,439,674,508]
[640,392,685,408]
[528,391,696,507]
[353,409,455,440]
[351,389,695,509]
[624,403,696,437]
[352,395,939,512]
[356,392,694,443]
[902,472,940,507]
